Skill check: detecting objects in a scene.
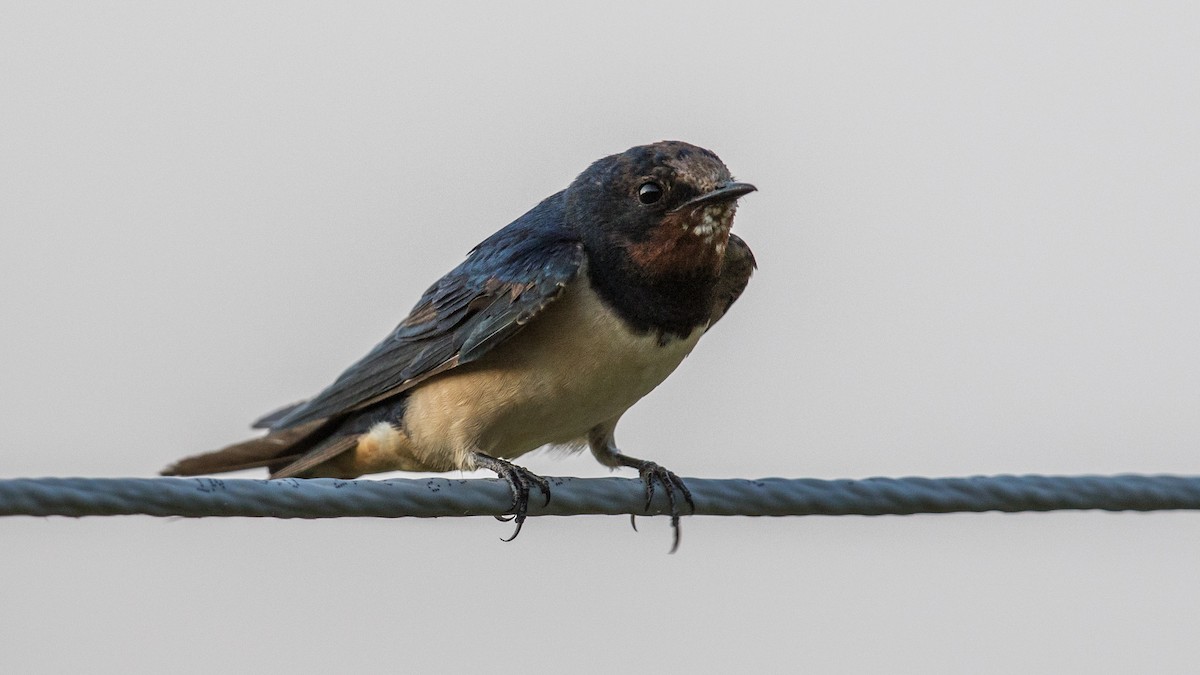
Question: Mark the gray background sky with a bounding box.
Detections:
[3,2,1199,673]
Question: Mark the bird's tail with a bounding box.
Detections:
[161,420,338,477]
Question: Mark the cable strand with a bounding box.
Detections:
[3,474,1200,519]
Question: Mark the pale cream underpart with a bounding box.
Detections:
[348,263,706,474]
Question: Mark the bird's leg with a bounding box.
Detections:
[613,452,695,553]
[588,425,694,553]
[471,451,551,542]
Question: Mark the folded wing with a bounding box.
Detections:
[264,191,584,431]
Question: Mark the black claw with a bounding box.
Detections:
[533,474,552,508]
[499,518,525,543]
[630,460,695,553]
[472,453,551,543]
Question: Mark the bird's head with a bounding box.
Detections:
[565,141,756,278]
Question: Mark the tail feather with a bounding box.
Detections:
[161,420,331,476]
[268,435,359,479]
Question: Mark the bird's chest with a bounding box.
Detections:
[510,276,703,415]
[403,274,704,456]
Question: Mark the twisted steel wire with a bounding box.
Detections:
[2,474,1199,519]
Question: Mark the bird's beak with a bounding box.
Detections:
[671,182,758,212]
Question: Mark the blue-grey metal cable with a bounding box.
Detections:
[2,474,1200,519]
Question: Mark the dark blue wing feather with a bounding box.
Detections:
[266,191,583,430]
[709,233,756,326]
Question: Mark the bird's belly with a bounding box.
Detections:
[400,277,704,466]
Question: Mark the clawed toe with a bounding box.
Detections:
[472,452,551,542]
[631,461,695,554]
[472,451,691,551]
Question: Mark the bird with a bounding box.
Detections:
[163,140,756,551]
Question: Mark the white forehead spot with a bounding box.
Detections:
[666,156,731,193]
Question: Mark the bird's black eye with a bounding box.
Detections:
[638,181,663,205]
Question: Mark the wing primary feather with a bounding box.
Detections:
[252,400,308,429]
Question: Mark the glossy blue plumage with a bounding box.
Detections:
[266,191,585,430]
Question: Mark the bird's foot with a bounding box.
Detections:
[627,460,695,554]
[472,452,551,542]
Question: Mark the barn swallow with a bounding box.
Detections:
[163,140,756,551]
